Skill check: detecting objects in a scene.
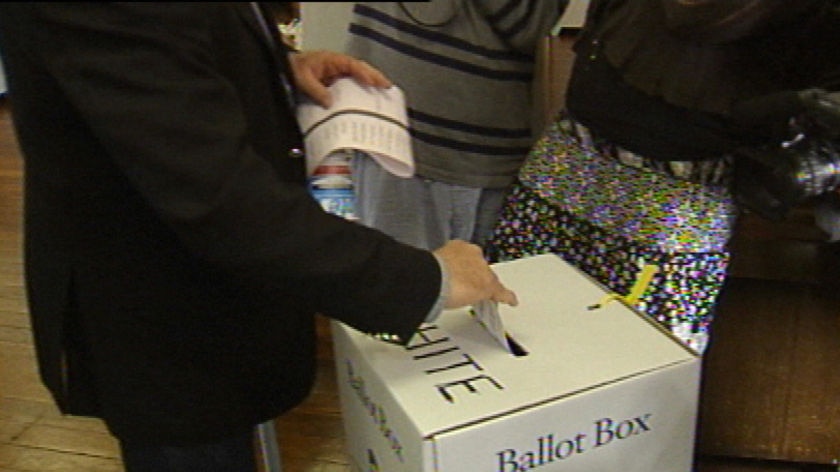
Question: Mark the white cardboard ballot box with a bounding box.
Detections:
[332,254,701,472]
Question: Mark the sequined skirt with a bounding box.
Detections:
[486,115,738,353]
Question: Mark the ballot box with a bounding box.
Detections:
[332,254,701,472]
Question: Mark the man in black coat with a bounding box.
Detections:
[0,3,517,470]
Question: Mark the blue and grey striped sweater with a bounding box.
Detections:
[344,1,565,188]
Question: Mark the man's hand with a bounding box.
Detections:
[289,50,392,108]
[433,240,519,309]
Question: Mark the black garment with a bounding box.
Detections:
[566,0,840,161]
[566,45,744,161]
[0,3,438,445]
[584,0,836,114]
[119,429,256,472]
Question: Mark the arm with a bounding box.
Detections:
[14,4,514,340]
[9,3,435,339]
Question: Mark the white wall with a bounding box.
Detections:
[555,0,590,32]
[299,2,355,53]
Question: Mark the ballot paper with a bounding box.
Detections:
[470,299,520,355]
[296,77,414,178]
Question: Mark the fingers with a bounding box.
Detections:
[487,269,518,306]
[434,239,519,309]
[492,286,519,307]
[289,50,393,108]
[350,59,392,88]
[288,51,331,107]
[297,71,332,107]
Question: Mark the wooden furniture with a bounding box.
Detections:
[698,210,840,466]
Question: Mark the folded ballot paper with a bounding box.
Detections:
[296,77,414,178]
[471,300,524,355]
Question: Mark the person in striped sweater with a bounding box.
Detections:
[345,0,565,250]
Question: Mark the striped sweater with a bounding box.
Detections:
[344,1,565,188]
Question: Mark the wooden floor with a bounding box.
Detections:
[0,97,837,471]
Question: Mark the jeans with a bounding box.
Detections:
[352,153,509,251]
[119,429,257,472]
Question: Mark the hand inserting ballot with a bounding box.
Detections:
[433,240,519,310]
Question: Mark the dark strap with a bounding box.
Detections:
[565,43,744,161]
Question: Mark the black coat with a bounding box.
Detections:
[0,3,438,445]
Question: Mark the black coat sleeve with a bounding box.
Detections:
[0,3,438,342]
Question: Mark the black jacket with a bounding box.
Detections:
[566,0,840,161]
[0,2,438,445]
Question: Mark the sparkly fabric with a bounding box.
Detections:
[486,116,739,353]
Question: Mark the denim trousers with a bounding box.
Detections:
[352,153,508,251]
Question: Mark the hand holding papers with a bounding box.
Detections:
[296,77,414,178]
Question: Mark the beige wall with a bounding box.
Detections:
[299,2,355,53]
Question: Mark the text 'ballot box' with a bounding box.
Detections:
[332,254,700,472]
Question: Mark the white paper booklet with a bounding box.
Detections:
[296,77,414,178]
